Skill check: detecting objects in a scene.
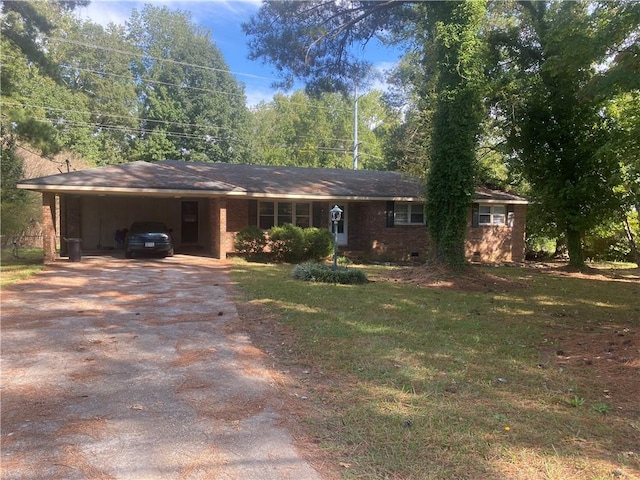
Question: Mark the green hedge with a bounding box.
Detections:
[269,224,305,262]
[234,225,267,257]
[291,262,368,285]
[235,224,335,263]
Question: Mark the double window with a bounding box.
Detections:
[473,204,514,227]
[479,205,506,225]
[259,201,311,229]
[394,203,425,225]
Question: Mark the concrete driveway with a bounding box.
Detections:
[1,255,323,480]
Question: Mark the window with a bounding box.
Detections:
[479,205,506,225]
[394,203,425,225]
[258,201,312,228]
[259,202,275,229]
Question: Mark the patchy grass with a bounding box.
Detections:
[1,248,45,287]
[231,260,640,480]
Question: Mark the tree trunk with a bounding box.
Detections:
[566,226,584,269]
[622,210,640,267]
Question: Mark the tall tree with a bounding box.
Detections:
[421,1,488,267]
[1,0,89,156]
[52,21,140,165]
[127,5,251,163]
[488,0,640,268]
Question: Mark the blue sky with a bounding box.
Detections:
[75,0,402,106]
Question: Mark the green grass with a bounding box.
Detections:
[231,260,640,479]
[1,248,45,287]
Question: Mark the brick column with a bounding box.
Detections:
[210,197,228,259]
[42,192,57,262]
[218,198,227,259]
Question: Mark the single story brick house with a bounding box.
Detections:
[17,160,528,263]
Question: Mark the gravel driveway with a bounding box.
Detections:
[1,255,323,480]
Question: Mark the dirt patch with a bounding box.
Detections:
[545,323,640,417]
[373,263,525,292]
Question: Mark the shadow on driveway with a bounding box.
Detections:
[1,255,323,480]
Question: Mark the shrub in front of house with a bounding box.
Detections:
[292,262,368,284]
[234,226,267,258]
[302,227,334,261]
[268,224,305,263]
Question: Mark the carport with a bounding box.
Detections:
[57,193,213,255]
[19,161,239,261]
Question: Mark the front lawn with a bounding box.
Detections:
[231,260,640,479]
[1,248,45,287]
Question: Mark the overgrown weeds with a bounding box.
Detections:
[231,260,640,479]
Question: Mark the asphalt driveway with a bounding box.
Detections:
[1,255,323,480]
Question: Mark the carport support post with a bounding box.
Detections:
[211,197,228,259]
[42,192,58,262]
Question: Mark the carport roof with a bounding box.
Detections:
[18,160,528,203]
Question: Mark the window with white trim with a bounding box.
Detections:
[394,203,425,225]
[259,201,311,229]
[479,204,506,225]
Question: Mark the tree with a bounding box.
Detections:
[488,0,640,268]
[127,5,251,163]
[52,20,140,165]
[244,1,488,267]
[421,1,488,267]
[601,91,640,265]
[243,1,417,93]
[0,129,40,242]
[1,0,89,156]
[250,89,397,169]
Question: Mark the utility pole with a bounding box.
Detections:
[353,83,359,170]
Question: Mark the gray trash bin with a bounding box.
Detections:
[66,238,82,262]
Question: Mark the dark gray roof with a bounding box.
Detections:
[17,160,527,203]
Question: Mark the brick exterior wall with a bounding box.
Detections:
[211,199,526,263]
[349,202,430,262]
[465,203,527,263]
[48,194,526,263]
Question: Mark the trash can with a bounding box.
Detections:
[66,238,82,262]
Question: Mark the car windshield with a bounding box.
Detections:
[130,222,168,233]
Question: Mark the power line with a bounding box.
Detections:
[58,64,248,100]
[2,100,238,132]
[49,36,278,82]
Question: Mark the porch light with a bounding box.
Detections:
[330,205,343,271]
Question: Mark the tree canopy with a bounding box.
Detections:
[1,1,252,166]
[488,0,640,267]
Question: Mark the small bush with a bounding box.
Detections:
[234,226,267,257]
[292,262,368,284]
[269,224,305,263]
[302,227,334,261]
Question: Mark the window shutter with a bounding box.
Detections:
[472,203,479,228]
[507,204,515,227]
[248,200,257,226]
[386,201,395,227]
[312,202,322,228]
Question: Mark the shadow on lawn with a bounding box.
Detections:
[233,261,640,479]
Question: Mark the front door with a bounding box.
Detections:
[181,201,199,243]
[331,204,348,246]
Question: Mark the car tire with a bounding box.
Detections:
[167,246,174,257]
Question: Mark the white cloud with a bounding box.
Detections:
[245,86,279,108]
[75,0,260,27]
[75,1,139,27]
